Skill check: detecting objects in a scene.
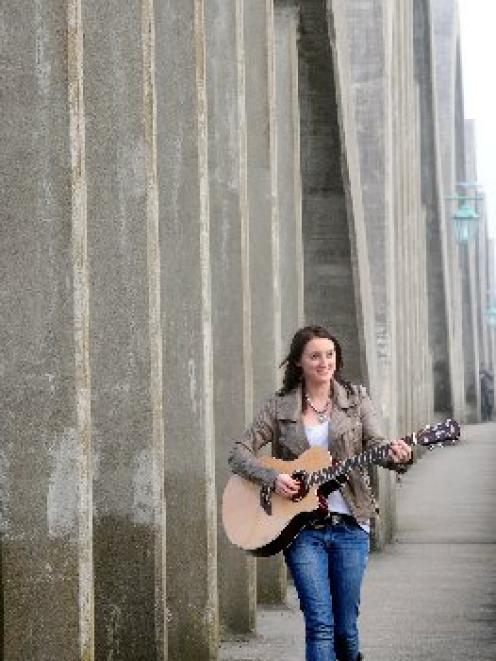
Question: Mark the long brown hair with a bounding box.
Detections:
[278,325,348,396]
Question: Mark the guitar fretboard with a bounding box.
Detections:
[306,417,460,489]
[307,440,409,488]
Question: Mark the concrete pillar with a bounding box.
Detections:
[205,0,256,635]
[316,1,388,545]
[431,0,466,421]
[243,0,287,607]
[465,120,485,420]
[245,0,281,409]
[155,1,218,658]
[414,0,453,419]
[300,0,365,381]
[341,0,397,437]
[252,0,306,604]
[0,2,93,658]
[476,198,490,372]
[338,0,400,546]
[274,1,304,350]
[83,2,166,658]
[392,0,418,437]
[461,242,480,421]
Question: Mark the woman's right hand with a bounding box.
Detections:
[275,473,301,499]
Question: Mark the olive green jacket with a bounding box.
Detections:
[228,381,403,523]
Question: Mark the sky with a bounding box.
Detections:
[458,0,496,238]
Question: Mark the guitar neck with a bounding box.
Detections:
[308,434,415,488]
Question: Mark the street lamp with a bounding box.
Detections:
[452,201,479,243]
[485,307,496,328]
[445,183,484,244]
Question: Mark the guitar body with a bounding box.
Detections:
[222,446,332,556]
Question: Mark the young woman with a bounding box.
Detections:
[229,325,412,661]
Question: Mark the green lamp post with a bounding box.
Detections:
[485,306,496,328]
[445,183,483,243]
[452,201,480,243]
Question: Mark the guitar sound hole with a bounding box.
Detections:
[290,470,309,501]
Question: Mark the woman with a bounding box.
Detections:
[229,325,412,661]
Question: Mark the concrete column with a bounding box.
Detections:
[83,2,166,658]
[461,242,480,421]
[275,1,304,350]
[338,0,407,545]
[476,201,490,371]
[465,120,485,419]
[0,2,93,658]
[301,0,366,383]
[414,0,453,419]
[243,0,287,606]
[393,1,411,437]
[245,0,281,409]
[431,0,466,420]
[341,0,397,437]
[205,0,256,635]
[155,1,218,658]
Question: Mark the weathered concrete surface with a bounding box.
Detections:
[245,0,281,411]
[0,2,93,659]
[341,0,397,438]
[431,0,466,421]
[243,0,288,607]
[205,0,256,636]
[1,1,493,659]
[300,0,375,388]
[83,2,166,658]
[415,0,453,419]
[155,1,218,658]
[275,0,304,351]
[219,422,496,660]
[326,0,396,548]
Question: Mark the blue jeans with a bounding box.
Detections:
[284,519,369,661]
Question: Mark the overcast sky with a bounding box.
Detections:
[458,0,496,238]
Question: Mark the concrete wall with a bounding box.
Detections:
[300,0,371,385]
[431,0,466,420]
[206,0,256,636]
[85,2,165,657]
[340,0,397,437]
[0,1,490,659]
[156,2,219,658]
[1,3,93,658]
[414,0,453,417]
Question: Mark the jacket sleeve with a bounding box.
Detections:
[359,388,411,473]
[228,397,280,487]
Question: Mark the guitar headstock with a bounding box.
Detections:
[415,418,461,447]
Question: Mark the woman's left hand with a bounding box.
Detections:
[389,439,412,464]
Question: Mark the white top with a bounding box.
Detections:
[304,420,369,534]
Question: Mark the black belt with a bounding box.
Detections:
[307,512,357,530]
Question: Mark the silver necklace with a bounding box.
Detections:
[305,393,330,423]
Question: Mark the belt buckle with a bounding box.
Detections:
[330,513,342,526]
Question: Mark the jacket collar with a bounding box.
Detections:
[332,380,354,410]
[276,381,358,448]
[276,380,355,419]
[330,381,356,440]
[276,384,303,421]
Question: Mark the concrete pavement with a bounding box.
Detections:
[219,422,496,660]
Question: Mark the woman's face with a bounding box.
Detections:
[297,337,336,387]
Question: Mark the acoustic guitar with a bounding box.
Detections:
[222,418,460,557]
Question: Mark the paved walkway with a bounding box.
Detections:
[219,422,496,661]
